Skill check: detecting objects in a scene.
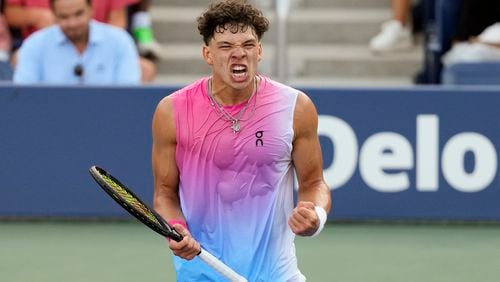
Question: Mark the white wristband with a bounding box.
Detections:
[311,206,327,237]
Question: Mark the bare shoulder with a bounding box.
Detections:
[293,91,319,138]
[152,96,176,144]
[154,96,173,116]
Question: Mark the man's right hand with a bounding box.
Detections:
[168,223,201,260]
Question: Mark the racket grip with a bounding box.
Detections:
[198,248,247,282]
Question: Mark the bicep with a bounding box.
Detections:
[292,93,331,210]
[152,97,184,219]
[292,93,325,192]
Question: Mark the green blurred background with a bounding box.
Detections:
[1,221,499,282]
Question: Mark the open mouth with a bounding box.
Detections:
[232,65,247,79]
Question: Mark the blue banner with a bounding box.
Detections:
[1,85,499,221]
[307,87,500,221]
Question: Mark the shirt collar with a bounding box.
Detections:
[55,20,104,46]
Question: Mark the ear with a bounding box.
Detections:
[202,45,213,65]
[258,42,263,62]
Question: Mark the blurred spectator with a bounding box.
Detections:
[4,0,137,37]
[93,0,138,29]
[452,0,500,43]
[369,0,413,53]
[442,0,500,66]
[5,0,156,82]
[128,0,163,60]
[13,0,140,84]
[443,23,500,66]
[4,0,55,39]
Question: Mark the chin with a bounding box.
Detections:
[231,73,254,84]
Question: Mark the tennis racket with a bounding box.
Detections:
[89,165,247,282]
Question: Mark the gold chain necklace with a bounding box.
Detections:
[208,77,258,133]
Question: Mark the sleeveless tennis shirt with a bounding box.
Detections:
[170,75,305,282]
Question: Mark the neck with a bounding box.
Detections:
[210,76,258,106]
[69,30,89,54]
[73,41,88,54]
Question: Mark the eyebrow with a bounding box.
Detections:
[215,39,258,46]
[56,8,85,18]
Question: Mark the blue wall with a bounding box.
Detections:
[309,87,500,221]
[0,85,167,217]
[1,85,499,221]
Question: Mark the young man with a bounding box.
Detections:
[152,0,331,281]
[13,0,140,84]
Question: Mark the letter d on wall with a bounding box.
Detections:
[318,115,358,190]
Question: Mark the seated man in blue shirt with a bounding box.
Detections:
[13,0,141,85]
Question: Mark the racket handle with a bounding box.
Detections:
[198,248,247,282]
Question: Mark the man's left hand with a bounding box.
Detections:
[288,201,320,236]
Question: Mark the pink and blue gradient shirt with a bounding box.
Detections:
[171,76,305,281]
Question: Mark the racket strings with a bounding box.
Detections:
[101,174,161,226]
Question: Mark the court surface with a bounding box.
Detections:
[1,221,499,282]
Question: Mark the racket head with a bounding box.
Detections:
[89,165,183,242]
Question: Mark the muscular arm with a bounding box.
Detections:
[288,92,331,236]
[152,96,184,221]
[152,96,200,259]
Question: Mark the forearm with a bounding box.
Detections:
[5,7,31,28]
[152,97,184,223]
[153,186,185,221]
[107,9,127,29]
[296,179,331,212]
[5,7,54,29]
[155,184,200,261]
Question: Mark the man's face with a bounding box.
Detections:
[52,0,92,42]
[203,24,263,90]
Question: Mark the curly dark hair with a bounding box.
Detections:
[197,0,270,45]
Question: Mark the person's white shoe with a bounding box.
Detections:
[369,20,412,53]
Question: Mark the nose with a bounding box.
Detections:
[65,17,80,29]
[231,46,246,59]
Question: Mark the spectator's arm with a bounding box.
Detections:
[13,37,42,83]
[4,5,55,29]
[114,31,141,84]
[107,8,127,29]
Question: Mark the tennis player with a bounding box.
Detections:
[152,0,331,280]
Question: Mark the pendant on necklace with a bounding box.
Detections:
[231,120,241,133]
